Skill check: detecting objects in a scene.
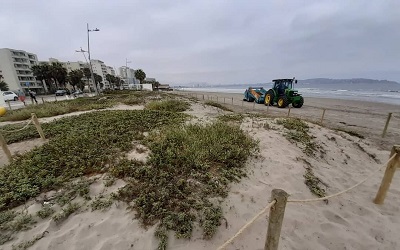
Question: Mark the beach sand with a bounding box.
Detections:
[1,97,399,250]
[179,91,400,150]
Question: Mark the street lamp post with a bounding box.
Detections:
[87,23,100,95]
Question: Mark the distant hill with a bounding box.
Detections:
[298,78,399,85]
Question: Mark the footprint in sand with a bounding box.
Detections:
[322,210,350,227]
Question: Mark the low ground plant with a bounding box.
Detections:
[145,99,190,112]
[0,97,115,122]
[114,122,257,249]
[204,101,233,112]
[277,118,317,156]
[0,110,187,211]
[217,114,244,123]
[336,128,365,139]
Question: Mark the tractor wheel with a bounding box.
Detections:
[277,96,289,108]
[292,96,304,108]
[264,89,275,106]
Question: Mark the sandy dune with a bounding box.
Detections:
[1,99,399,250]
[179,91,400,151]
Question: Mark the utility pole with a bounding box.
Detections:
[87,23,100,95]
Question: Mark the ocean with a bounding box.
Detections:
[177,83,400,105]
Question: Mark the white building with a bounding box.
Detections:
[41,58,89,73]
[90,59,108,87]
[118,66,138,89]
[0,48,42,93]
[106,66,115,76]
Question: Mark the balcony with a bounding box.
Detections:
[17,70,32,75]
[18,76,35,81]
[14,64,30,69]
[12,52,26,57]
[13,58,28,63]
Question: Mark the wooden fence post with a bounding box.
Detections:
[202,95,204,100]
[224,97,226,104]
[41,97,45,104]
[231,97,234,105]
[217,96,219,102]
[0,132,12,162]
[320,109,326,124]
[287,107,291,117]
[382,113,392,138]
[31,113,46,140]
[253,102,255,111]
[373,145,400,204]
[7,101,12,110]
[265,189,288,250]
[267,103,270,114]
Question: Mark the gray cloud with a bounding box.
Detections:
[1,0,399,84]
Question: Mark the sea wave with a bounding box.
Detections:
[179,87,400,105]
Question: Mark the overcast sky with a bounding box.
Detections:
[1,1,399,84]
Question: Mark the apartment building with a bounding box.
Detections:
[0,48,42,93]
[118,66,138,88]
[90,59,108,87]
[40,58,89,73]
[106,66,115,76]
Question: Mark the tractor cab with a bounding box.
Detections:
[272,78,298,96]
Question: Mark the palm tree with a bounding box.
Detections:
[68,69,84,90]
[0,80,9,91]
[82,67,92,90]
[93,73,103,89]
[50,62,67,88]
[134,69,146,84]
[105,74,113,89]
[115,76,122,89]
[31,64,52,93]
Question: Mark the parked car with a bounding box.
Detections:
[2,91,18,101]
[55,89,67,96]
[73,90,83,97]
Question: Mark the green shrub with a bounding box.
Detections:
[0,97,115,122]
[3,214,35,232]
[277,118,317,156]
[0,110,187,211]
[36,205,55,219]
[91,196,113,211]
[52,202,80,224]
[304,167,326,198]
[114,122,257,249]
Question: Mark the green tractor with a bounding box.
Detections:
[264,78,304,108]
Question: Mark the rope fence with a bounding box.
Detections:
[217,200,277,250]
[181,92,399,140]
[0,113,45,163]
[288,152,397,203]
[0,118,32,133]
[216,146,399,250]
